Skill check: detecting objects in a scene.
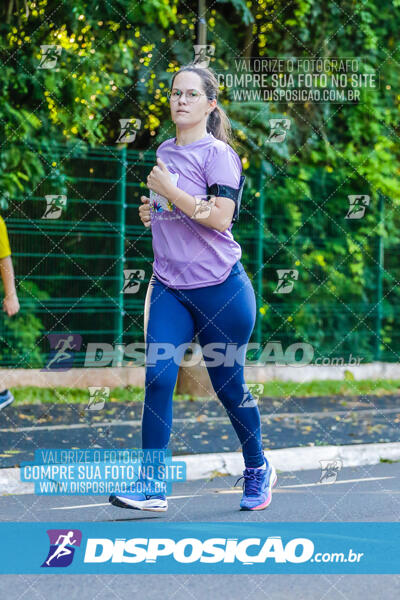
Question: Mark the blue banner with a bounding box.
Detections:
[19,448,186,496]
[0,522,399,574]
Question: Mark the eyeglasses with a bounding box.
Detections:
[167,88,206,104]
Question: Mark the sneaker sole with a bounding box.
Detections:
[240,465,278,511]
[0,397,14,410]
[109,495,168,512]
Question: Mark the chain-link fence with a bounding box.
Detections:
[0,143,393,368]
[0,143,264,368]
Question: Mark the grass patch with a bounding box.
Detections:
[8,378,400,406]
[260,378,400,398]
[9,386,194,406]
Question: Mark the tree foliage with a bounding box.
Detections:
[1,0,399,362]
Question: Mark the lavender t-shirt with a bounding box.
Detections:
[149,131,243,289]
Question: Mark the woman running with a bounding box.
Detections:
[109,63,277,512]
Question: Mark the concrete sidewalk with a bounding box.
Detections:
[1,440,400,496]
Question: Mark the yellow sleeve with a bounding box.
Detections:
[0,216,12,259]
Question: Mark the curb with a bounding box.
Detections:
[3,361,400,391]
[183,441,400,480]
[1,441,400,496]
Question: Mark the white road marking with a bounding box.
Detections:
[278,475,395,488]
[50,494,205,509]
[29,475,398,509]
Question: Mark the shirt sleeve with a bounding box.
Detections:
[0,216,11,259]
[204,143,242,189]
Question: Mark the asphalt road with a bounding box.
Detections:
[0,462,399,599]
[1,395,400,468]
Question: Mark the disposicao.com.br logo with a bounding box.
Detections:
[82,535,363,565]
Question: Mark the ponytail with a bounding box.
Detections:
[206,104,233,146]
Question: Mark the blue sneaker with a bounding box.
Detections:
[234,456,277,511]
[109,490,168,512]
[0,389,14,411]
[109,476,168,512]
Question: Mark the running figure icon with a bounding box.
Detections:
[45,335,76,369]
[45,531,77,566]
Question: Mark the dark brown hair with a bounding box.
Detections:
[170,63,234,147]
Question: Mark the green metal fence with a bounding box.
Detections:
[0,143,265,368]
[0,143,394,369]
[260,169,392,366]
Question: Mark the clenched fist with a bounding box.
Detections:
[139,195,151,228]
[3,293,20,316]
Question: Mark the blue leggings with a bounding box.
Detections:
[141,260,265,468]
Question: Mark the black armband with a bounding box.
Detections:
[206,174,246,224]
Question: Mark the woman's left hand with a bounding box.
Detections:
[147,158,175,200]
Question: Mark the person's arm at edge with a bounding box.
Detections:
[0,255,20,316]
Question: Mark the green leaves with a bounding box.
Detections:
[215,0,255,26]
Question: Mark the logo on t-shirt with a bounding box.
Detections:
[150,169,179,215]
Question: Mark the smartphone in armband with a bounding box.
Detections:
[206,174,246,224]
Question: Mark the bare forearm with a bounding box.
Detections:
[166,186,225,232]
[0,256,17,297]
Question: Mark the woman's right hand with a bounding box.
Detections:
[139,195,151,228]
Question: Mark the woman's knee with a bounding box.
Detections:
[145,365,177,394]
